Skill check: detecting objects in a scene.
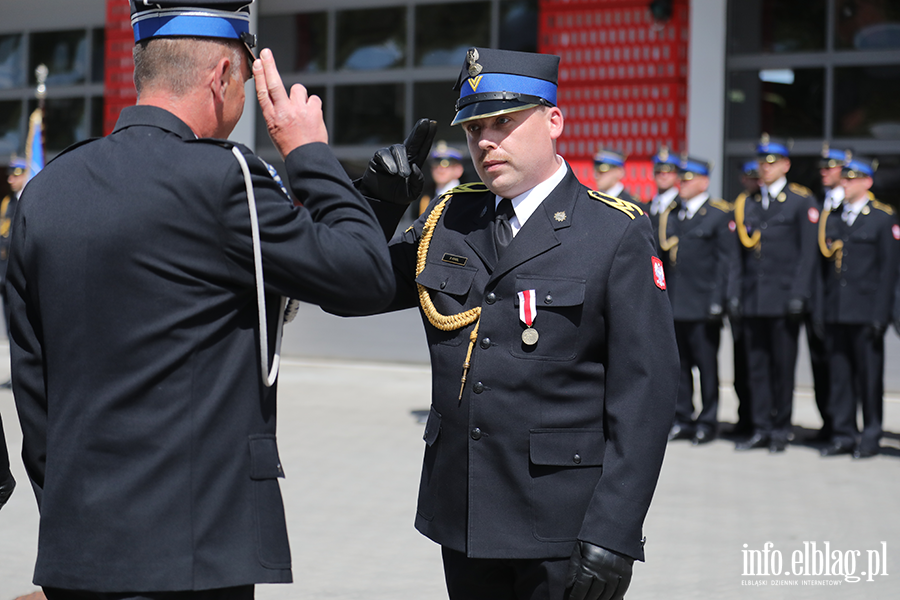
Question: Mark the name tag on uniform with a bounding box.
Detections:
[441,253,468,266]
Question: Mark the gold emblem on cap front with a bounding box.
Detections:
[467,48,483,77]
[468,75,483,92]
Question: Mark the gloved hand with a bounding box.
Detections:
[565,540,634,600]
[786,297,805,322]
[0,470,15,509]
[811,320,826,342]
[357,118,438,205]
[867,321,886,339]
[707,302,723,325]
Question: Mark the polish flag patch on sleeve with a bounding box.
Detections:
[652,256,666,290]
[808,207,819,223]
[893,224,900,240]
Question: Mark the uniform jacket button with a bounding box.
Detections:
[544,294,553,304]
[480,337,491,349]
[440,280,447,289]
[473,382,484,394]
[470,428,482,440]
[573,454,582,464]
[485,292,496,304]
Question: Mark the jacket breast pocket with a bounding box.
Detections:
[529,429,605,541]
[249,435,291,569]
[417,262,479,346]
[511,275,586,360]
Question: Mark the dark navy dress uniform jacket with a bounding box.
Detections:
[7,106,394,592]
[366,167,679,562]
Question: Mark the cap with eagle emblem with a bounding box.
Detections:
[451,47,560,126]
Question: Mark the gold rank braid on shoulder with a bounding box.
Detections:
[734,192,761,250]
[818,208,843,273]
[587,190,644,219]
[416,193,483,400]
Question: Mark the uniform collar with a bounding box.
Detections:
[761,176,787,199]
[651,186,679,215]
[113,105,198,140]
[680,192,709,219]
[494,156,568,235]
[600,182,625,199]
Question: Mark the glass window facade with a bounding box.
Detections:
[0,27,102,159]
[255,0,538,172]
[724,1,900,206]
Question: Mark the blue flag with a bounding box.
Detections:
[25,108,44,181]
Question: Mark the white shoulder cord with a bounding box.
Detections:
[231,146,298,387]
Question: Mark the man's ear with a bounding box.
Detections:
[211,56,231,102]
[548,106,564,141]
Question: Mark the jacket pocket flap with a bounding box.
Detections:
[249,434,285,480]
[530,429,605,466]
[416,262,478,296]
[423,407,442,446]
[516,276,586,307]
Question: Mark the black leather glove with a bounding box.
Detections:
[786,297,805,322]
[357,118,438,205]
[867,322,886,339]
[811,320,826,342]
[0,470,15,509]
[565,541,634,600]
[707,302,723,325]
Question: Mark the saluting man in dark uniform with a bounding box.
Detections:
[817,154,900,458]
[593,149,639,203]
[660,157,736,445]
[354,47,679,600]
[7,1,394,597]
[733,134,819,453]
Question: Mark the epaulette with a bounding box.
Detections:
[587,190,644,220]
[871,200,895,215]
[443,182,490,197]
[788,182,812,198]
[709,198,732,212]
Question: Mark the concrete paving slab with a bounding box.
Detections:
[1,354,898,599]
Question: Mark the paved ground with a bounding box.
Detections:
[1,334,899,598]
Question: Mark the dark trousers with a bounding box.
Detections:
[42,586,254,600]
[442,547,571,600]
[731,321,752,432]
[805,316,830,435]
[673,320,720,432]
[744,317,800,440]
[825,324,885,452]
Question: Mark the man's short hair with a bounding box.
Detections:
[133,37,244,98]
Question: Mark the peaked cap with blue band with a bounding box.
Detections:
[756,133,791,162]
[8,155,27,175]
[130,0,257,57]
[841,152,877,179]
[819,143,847,169]
[652,146,680,173]
[451,47,560,126]
[593,149,626,170]
[741,160,760,178]
[679,155,712,178]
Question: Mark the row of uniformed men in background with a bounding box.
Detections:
[591,137,899,459]
[410,135,899,459]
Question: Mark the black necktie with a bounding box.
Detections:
[495,198,515,256]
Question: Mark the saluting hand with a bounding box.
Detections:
[253,48,327,159]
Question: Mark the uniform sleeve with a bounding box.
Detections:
[578,215,679,561]
[876,214,900,326]
[790,196,820,307]
[714,211,737,310]
[216,142,395,316]
[6,202,47,506]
